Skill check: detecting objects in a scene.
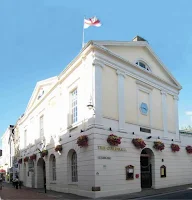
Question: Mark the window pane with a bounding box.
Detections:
[139,62,146,69]
[71,89,78,124]
[71,152,78,182]
[52,156,56,181]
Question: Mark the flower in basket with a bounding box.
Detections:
[77,135,88,148]
[24,156,29,162]
[55,144,62,152]
[30,154,36,160]
[41,150,48,157]
[18,158,22,164]
[171,143,180,152]
[186,145,192,154]
[153,141,165,151]
[107,134,122,146]
[132,138,146,149]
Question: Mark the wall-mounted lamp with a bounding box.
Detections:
[132,132,135,135]
[87,97,95,115]
[109,127,112,131]
[147,136,152,139]
[158,136,160,139]
[87,103,94,110]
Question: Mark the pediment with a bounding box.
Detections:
[92,41,181,89]
[25,76,58,113]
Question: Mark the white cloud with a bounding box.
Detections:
[186,111,192,116]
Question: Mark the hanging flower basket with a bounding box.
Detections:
[132,138,146,149]
[41,150,48,157]
[30,154,36,160]
[18,158,22,164]
[153,141,165,151]
[171,143,180,152]
[186,145,192,154]
[24,156,29,162]
[55,145,62,152]
[107,134,122,146]
[77,135,88,148]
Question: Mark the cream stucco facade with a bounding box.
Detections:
[7,36,192,198]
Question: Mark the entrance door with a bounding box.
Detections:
[140,149,153,188]
[37,158,46,188]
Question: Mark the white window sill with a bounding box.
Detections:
[68,121,81,131]
[68,182,78,185]
[50,181,56,184]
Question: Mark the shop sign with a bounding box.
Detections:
[98,156,111,159]
[98,146,127,151]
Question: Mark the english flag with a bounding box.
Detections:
[84,17,101,29]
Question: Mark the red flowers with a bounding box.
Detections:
[41,150,48,157]
[186,146,192,154]
[132,138,146,149]
[18,159,22,164]
[153,141,165,151]
[107,134,122,146]
[171,144,180,152]
[24,157,29,162]
[77,135,88,148]
[55,145,62,152]
[30,154,36,160]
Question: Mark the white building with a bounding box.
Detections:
[1,125,15,181]
[16,36,192,198]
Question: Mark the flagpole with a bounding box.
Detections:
[82,16,85,48]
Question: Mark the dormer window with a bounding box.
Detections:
[136,61,151,72]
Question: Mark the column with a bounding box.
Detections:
[161,91,168,138]
[116,70,126,132]
[92,59,104,128]
[174,95,180,141]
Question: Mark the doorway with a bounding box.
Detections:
[36,158,46,188]
[140,148,154,189]
[28,160,35,188]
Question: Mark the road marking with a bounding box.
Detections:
[134,188,190,199]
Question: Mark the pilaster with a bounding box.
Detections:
[161,91,168,138]
[174,95,180,141]
[116,70,126,132]
[92,59,104,128]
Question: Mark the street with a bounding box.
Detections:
[0,183,89,200]
[1,183,192,200]
[135,189,192,199]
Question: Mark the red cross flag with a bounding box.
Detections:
[84,16,102,29]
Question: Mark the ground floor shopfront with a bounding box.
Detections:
[18,127,192,198]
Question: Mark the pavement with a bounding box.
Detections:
[1,182,192,199]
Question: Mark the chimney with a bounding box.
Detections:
[132,35,147,42]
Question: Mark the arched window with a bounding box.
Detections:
[71,152,78,182]
[50,154,56,181]
[136,61,151,72]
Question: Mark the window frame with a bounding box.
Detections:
[24,129,27,148]
[135,60,151,72]
[39,115,44,138]
[52,155,56,181]
[71,152,78,182]
[71,88,78,124]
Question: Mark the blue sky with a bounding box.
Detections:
[0,0,192,137]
